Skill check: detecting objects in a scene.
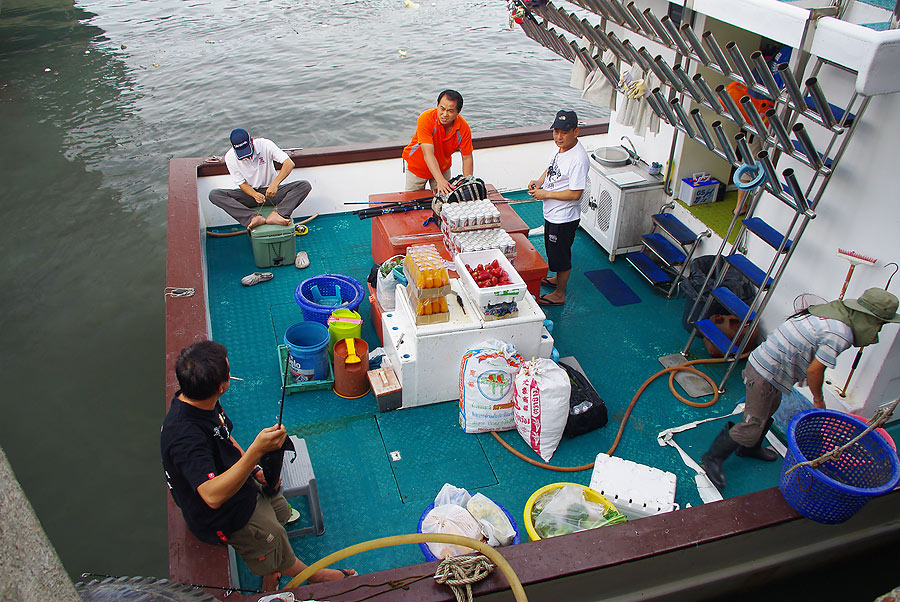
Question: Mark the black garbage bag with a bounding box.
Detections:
[680,255,757,332]
[559,360,608,439]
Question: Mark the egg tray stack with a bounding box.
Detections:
[403,245,451,326]
[440,200,516,260]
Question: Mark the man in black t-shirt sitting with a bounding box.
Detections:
[161,340,356,582]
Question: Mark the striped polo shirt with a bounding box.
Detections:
[748,314,853,394]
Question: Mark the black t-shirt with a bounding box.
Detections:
[160,394,257,544]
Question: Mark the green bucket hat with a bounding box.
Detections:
[844,288,900,323]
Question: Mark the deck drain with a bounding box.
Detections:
[390,451,402,461]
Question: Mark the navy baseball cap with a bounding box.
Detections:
[550,110,578,131]
[230,128,253,159]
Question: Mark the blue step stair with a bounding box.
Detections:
[652,213,697,245]
[742,217,793,252]
[711,287,756,322]
[695,318,743,356]
[725,254,774,289]
[625,252,671,285]
[642,233,687,264]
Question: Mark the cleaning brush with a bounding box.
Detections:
[837,248,877,300]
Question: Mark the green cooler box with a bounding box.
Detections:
[249,223,296,268]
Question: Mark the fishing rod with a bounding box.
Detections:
[79,573,263,595]
[277,344,290,427]
[356,198,435,220]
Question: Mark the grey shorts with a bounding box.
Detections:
[227,492,295,576]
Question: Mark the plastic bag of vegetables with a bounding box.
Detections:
[376,255,405,310]
[467,493,516,547]
[532,484,625,539]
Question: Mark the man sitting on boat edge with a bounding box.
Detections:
[402,89,474,196]
[209,128,311,231]
[161,340,356,584]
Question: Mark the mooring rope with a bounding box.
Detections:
[433,554,495,602]
[784,396,899,475]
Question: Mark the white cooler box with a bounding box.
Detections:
[381,278,553,409]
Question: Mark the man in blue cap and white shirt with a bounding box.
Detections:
[527,110,589,307]
[209,129,311,231]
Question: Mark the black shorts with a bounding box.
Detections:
[544,219,579,273]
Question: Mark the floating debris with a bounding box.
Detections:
[405,0,420,7]
[152,63,160,68]
[397,49,407,58]
[120,44,127,50]
[44,67,51,72]
[205,40,216,44]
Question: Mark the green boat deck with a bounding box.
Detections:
[202,199,815,589]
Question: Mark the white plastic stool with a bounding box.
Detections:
[281,436,325,536]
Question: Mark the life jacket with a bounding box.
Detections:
[724,81,773,126]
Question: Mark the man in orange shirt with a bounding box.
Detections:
[401,90,474,196]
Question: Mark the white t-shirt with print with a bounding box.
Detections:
[224,137,289,189]
[541,140,589,224]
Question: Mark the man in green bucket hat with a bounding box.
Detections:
[701,288,900,491]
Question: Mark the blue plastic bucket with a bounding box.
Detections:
[283,321,330,383]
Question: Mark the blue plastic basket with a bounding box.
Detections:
[779,409,900,524]
[294,274,365,325]
[417,500,521,562]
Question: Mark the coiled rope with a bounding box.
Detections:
[434,555,495,602]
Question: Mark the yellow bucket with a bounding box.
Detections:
[327,309,362,359]
[523,482,622,541]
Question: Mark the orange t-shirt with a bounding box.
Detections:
[401,108,473,179]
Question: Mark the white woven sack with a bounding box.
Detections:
[513,358,571,461]
[458,340,524,433]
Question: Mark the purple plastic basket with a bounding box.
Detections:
[293,274,364,325]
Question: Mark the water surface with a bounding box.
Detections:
[0,0,602,580]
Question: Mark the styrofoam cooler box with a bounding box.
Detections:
[454,249,527,307]
[679,176,721,206]
[382,279,549,408]
[589,453,678,520]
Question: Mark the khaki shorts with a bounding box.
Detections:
[405,166,450,192]
[228,491,295,576]
[730,364,782,447]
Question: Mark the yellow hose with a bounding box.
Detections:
[282,533,527,601]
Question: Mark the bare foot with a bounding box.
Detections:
[248,215,266,230]
[266,212,291,226]
[308,568,357,583]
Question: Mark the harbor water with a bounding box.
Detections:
[0,0,600,582]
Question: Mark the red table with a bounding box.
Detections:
[369,186,530,263]
[368,189,547,302]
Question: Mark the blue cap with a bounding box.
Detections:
[230,128,252,159]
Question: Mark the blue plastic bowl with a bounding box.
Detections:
[416,499,521,562]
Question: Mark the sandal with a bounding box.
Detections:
[241,272,274,287]
[295,250,310,269]
[286,506,301,525]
